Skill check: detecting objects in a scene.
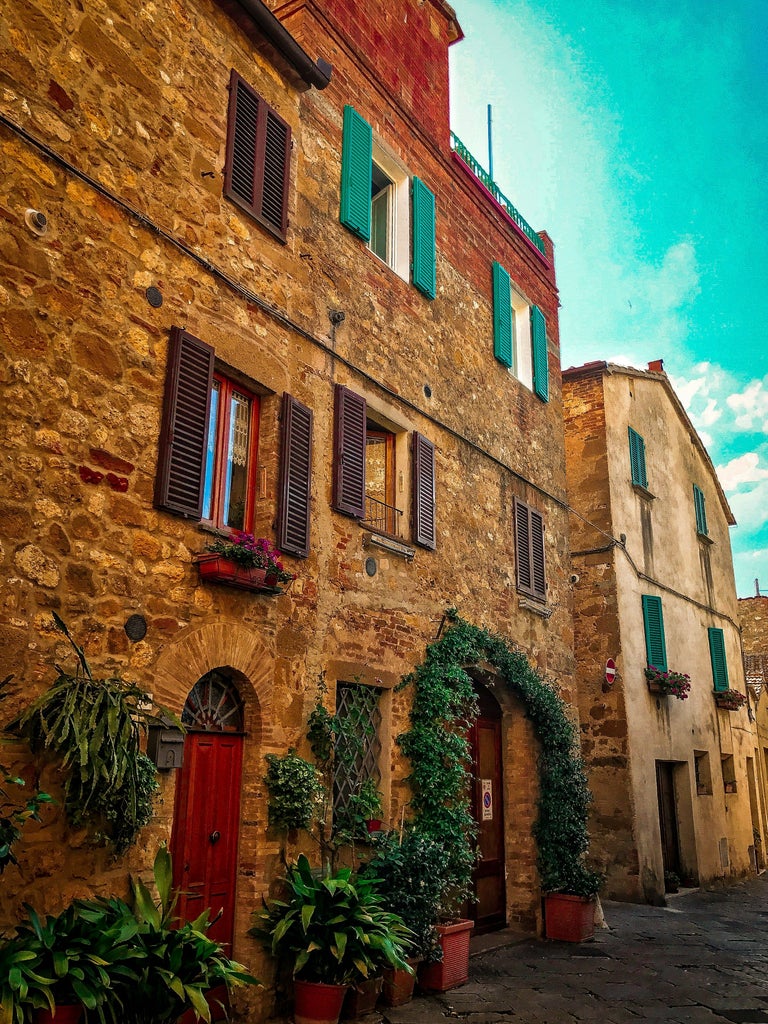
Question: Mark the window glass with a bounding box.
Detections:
[202,376,258,532]
[333,682,382,835]
[370,164,393,264]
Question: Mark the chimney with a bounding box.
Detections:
[647,359,664,373]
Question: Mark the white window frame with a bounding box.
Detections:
[369,141,410,282]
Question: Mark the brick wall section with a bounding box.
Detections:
[1,0,571,1010]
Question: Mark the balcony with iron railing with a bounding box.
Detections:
[361,494,402,538]
[450,132,546,258]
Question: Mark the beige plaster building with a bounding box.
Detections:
[1,0,575,1014]
[564,360,763,903]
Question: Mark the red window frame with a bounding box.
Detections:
[202,372,260,533]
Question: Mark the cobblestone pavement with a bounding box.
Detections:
[379,876,768,1024]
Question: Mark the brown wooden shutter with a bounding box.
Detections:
[514,498,546,599]
[332,384,367,518]
[154,327,214,519]
[514,498,532,594]
[277,393,313,557]
[224,70,290,242]
[412,432,436,550]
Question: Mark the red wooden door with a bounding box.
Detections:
[170,731,243,948]
[468,687,505,933]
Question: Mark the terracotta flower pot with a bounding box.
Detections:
[340,975,382,1018]
[543,892,596,942]
[293,979,348,1024]
[418,919,473,992]
[381,959,419,1007]
[365,818,383,834]
[35,1007,83,1024]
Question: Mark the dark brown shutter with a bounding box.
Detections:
[515,498,546,599]
[154,327,213,519]
[332,384,367,518]
[530,508,546,599]
[514,498,532,594]
[412,432,436,550]
[277,392,313,558]
[224,71,291,242]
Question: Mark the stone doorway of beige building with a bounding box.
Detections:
[468,684,506,933]
[656,761,683,881]
[170,669,245,955]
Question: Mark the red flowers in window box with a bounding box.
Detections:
[645,666,691,700]
[195,533,296,592]
[714,689,747,711]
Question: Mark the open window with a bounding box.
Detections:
[492,262,548,401]
[332,384,435,548]
[154,327,312,557]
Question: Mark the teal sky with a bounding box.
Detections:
[449,0,768,597]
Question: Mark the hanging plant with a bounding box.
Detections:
[11,614,163,854]
[264,749,324,831]
[398,609,600,914]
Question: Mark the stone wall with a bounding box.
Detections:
[1,0,573,1013]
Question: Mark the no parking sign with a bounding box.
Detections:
[481,779,493,821]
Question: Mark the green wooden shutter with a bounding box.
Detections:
[693,484,708,536]
[642,595,667,672]
[492,262,512,368]
[412,177,436,299]
[340,105,372,241]
[628,427,648,487]
[531,305,549,402]
[708,627,729,691]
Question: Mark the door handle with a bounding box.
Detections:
[209,830,221,845]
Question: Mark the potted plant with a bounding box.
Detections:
[714,688,747,711]
[195,532,295,592]
[10,615,162,854]
[542,864,602,942]
[335,778,384,839]
[250,854,412,1024]
[644,666,691,699]
[664,870,680,894]
[364,828,447,1005]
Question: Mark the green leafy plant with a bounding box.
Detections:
[398,610,601,906]
[0,676,53,873]
[364,828,447,960]
[334,777,383,840]
[11,615,161,853]
[206,532,295,582]
[250,853,412,985]
[264,749,324,831]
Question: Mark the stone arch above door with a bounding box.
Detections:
[153,619,274,745]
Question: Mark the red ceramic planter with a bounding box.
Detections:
[194,554,269,591]
[543,893,596,942]
[35,1007,83,1024]
[293,979,348,1024]
[418,919,473,992]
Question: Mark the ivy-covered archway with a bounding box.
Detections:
[398,609,600,913]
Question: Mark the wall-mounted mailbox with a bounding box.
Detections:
[147,718,185,771]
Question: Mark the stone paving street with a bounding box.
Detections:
[379,876,768,1024]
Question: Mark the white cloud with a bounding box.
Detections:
[716,452,768,490]
[726,379,768,433]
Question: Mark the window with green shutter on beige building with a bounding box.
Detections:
[693,484,708,536]
[339,105,436,298]
[628,427,648,488]
[642,594,667,672]
[707,627,729,691]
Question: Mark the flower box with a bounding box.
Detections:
[714,690,747,711]
[418,919,473,992]
[644,667,691,700]
[194,554,275,592]
[543,892,596,942]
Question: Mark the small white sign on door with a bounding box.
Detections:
[481,779,493,821]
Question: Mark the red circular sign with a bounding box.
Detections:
[605,659,616,684]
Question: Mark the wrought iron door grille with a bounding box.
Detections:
[334,682,382,818]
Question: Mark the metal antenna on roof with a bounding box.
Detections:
[487,103,494,181]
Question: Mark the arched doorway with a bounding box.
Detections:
[468,683,505,933]
[170,669,244,950]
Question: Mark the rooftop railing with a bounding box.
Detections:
[450,132,546,256]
